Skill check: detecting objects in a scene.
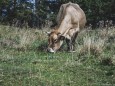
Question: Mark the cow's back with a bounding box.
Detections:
[56,2,86,29]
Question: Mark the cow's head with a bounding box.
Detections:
[47,30,65,53]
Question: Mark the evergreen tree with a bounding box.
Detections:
[0,0,115,28]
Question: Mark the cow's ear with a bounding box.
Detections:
[57,32,61,36]
[46,32,51,36]
[60,36,65,40]
[57,33,65,40]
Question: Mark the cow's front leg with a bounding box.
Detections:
[66,38,73,52]
[66,32,78,52]
[71,32,79,51]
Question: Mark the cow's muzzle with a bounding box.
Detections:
[47,48,55,53]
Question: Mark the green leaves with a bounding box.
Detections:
[0,0,115,27]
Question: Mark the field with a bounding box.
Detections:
[0,25,115,86]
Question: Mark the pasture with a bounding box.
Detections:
[0,25,115,86]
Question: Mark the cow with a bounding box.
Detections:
[47,2,86,53]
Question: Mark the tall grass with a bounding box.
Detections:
[0,25,47,50]
[77,30,106,56]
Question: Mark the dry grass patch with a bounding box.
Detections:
[77,30,106,56]
[0,26,48,50]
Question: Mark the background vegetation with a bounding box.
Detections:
[0,0,115,28]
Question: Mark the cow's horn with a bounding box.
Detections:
[45,32,51,35]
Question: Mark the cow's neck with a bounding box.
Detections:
[58,14,72,35]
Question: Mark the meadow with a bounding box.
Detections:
[0,25,115,86]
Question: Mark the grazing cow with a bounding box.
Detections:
[47,2,86,53]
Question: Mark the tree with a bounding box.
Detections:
[0,0,115,28]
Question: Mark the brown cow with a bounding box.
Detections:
[47,2,86,53]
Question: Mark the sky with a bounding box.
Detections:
[28,0,35,4]
[16,0,35,3]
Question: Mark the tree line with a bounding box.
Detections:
[0,0,115,28]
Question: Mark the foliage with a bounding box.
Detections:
[0,0,115,28]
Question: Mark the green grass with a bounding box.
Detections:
[0,25,115,86]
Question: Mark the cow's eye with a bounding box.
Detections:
[54,39,58,43]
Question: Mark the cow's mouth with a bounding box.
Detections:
[47,48,55,53]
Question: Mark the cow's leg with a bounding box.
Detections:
[70,22,79,51]
[66,38,73,51]
[66,31,79,52]
[71,31,79,51]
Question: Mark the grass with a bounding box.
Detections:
[0,25,115,86]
